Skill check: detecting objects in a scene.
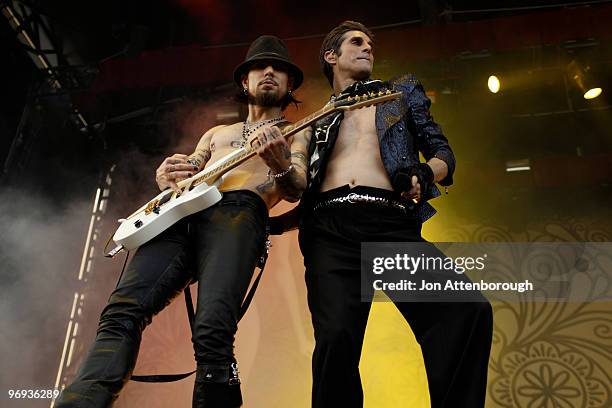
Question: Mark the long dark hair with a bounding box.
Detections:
[320,21,375,87]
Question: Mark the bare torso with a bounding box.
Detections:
[319,106,393,192]
[205,122,284,208]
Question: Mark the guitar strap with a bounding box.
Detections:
[130,225,272,383]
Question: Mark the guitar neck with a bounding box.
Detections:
[187,104,335,188]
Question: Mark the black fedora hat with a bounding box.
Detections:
[233,35,304,91]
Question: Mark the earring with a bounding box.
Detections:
[243,87,248,96]
[288,89,293,96]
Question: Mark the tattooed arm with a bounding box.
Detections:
[278,127,311,202]
[256,125,312,202]
[155,125,223,193]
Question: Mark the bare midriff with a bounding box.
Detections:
[319,106,393,192]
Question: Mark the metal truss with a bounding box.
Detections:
[1,0,85,88]
[49,165,116,408]
[1,0,93,125]
[0,0,98,180]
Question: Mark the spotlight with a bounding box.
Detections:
[488,75,500,93]
[583,87,602,100]
[567,60,602,100]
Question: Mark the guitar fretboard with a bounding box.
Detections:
[186,104,336,189]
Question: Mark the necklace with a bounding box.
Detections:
[240,116,286,147]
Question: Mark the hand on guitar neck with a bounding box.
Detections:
[253,125,310,203]
[252,126,292,174]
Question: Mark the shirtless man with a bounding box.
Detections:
[55,35,310,408]
[296,21,493,408]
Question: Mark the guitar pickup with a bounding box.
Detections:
[158,191,173,206]
[144,199,161,215]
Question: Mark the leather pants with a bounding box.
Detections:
[55,190,268,408]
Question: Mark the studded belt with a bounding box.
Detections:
[312,192,408,212]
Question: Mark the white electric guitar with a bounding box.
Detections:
[108,89,402,256]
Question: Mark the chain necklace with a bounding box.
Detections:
[240,116,286,147]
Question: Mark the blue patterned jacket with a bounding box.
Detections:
[303,74,456,223]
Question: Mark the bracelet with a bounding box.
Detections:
[268,164,294,179]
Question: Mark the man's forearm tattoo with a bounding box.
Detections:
[188,148,211,168]
[256,175,275,195]
[274,170,303,201]
[290,152,308,172]
[272,150,309,201]
[282,144,291,160]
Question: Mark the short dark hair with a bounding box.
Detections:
[319,21,375,87]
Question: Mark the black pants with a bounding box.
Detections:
[299,186,493,408]
[56,190,268,408]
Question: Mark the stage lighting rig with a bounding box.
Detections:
[567,60,603,100]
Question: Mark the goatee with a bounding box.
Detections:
[248,91,283,107]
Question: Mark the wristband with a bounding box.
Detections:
[393,163,434,194]
[417,163,434,185]
[268,164,294,179]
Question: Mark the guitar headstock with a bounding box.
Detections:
[274,88,403,140]
[333,89,402,111]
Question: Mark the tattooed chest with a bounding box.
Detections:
[210,134,245,152]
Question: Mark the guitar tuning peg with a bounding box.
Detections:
[386,90,391,94]
[362,93,368,98]
[355,96,361,101]
[348,96,353,101]
[378,91,383,96]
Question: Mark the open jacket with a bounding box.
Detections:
[301,74,456,223]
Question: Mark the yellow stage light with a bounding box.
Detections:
[568,60,603,101]
[488,75,500,93]
[584,87,602,100]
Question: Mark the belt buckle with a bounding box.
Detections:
[346,193,358,203]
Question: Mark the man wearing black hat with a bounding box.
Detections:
[55,35,311,408]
